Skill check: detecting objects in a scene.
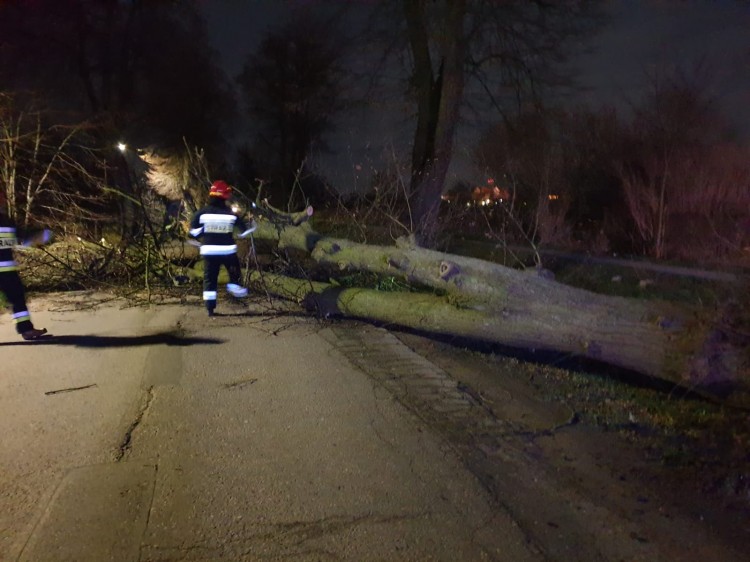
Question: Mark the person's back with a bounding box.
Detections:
[189,181,255,316]
[190,198,242,256]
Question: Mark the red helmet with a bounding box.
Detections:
[209,180,232,199]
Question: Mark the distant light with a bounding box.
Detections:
[117,142,127,152]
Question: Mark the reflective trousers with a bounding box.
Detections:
[0,270,34,333]
[202,253,243,312]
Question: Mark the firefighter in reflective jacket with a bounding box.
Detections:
[0,208,50,340]
[189,180,256,316]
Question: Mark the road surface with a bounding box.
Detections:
[1,292,536,561]
[1,292,747,561]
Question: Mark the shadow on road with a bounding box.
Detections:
[0,331,224,348]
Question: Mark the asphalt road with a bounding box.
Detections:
[0,293,537,562]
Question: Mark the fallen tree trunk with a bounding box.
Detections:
[249,271,749,408]
[175,204,750,407]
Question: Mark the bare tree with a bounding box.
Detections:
[0,0,235,157]
[0,92,106,228]
[402,0,467,246]
[359,0,601,246]
[138,142,214,234]
[236,9,348,209]
[617,68,748,261]
[474,109,582,254]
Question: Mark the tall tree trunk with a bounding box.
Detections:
[404,0,466,246]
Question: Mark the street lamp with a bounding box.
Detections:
[117,142,127,152]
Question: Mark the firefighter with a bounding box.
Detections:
[189,180,256,316]
[0,207,50,340]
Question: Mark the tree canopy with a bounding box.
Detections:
[0,0,235,157]
[236,10,348,208]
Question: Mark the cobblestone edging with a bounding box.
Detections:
[319,321,630,560]
[320,323,520,459]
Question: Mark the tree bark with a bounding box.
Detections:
[249,269,748,408]
[242,214,749,407]
[404,0,466,246]
[170,207,749,408]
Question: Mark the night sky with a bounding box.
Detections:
[577,1,750,135]
[199,0,750,188]
[200,0,286,78]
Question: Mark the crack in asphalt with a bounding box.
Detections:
[114,386,154,462]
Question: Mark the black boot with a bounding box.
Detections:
[22,327,48,340]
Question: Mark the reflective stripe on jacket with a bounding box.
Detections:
[189,203,252,256]
[0,220,19,271]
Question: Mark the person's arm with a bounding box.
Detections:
[20,228,53,247]
[7,220,53,247]
[189,211,204,238]
[236,214,257,239]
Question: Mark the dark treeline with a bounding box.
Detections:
[0,0,748,265]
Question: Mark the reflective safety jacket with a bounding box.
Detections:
[189,201,256,256]
[0,212,51,273]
